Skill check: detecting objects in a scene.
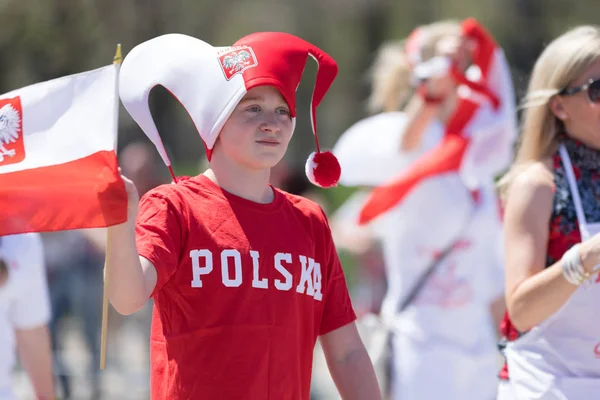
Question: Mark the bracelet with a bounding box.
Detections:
[417,85,445,105]
[561,244,589,286]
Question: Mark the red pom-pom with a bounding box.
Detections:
[305,151,341,188]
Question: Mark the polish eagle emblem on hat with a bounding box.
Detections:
[218,46,258,80]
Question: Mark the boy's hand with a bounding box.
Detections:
[119,169,140,224]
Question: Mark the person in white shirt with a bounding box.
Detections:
[0,233,54,400]
[332,18,515,400]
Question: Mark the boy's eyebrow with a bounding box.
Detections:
[239,95,264,103]
[238,95,289,109]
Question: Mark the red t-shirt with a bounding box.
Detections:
[135,175,356,400]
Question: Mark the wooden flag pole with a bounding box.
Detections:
[100,43,123,371]
[99,230,110,370]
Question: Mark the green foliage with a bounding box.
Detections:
[2,0,599,216]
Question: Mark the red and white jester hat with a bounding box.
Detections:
[118,32,341,188]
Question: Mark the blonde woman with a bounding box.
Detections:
[498,26,600,399]
[333,19,515,400]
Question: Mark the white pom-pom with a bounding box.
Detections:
[305,152,319,186]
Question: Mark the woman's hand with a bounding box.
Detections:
[578,232,600,274]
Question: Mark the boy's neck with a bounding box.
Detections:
[203,156,274,204]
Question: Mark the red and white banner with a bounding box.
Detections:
[358,19,516,225]
[0,65,127,236]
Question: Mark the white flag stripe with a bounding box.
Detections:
[0,65,117,174]
[459,49,517,182]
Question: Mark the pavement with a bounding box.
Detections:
[11,314,343,400]
[13,315,151,400]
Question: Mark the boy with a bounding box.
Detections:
[108,32,381,399]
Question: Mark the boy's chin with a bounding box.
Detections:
[248,153,285,170]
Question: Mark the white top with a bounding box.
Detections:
[373,178,504,350]
[0,233,51,399]
[505,145,600,399]
[333,111,505,351]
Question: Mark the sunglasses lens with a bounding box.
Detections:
[588,80,600,103]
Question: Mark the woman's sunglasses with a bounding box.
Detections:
[559,78,600,103]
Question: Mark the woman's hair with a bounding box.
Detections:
[367,20,461,114]
[498,25,600,196]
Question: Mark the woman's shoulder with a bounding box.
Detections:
[505,160,556,218]
[512,159,555,190]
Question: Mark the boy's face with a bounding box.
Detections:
[216,86,294,170]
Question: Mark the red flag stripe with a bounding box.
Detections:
[462,18,497,79]
[0,150,127,235]
[357,19,500,225]
[358,99,479,225]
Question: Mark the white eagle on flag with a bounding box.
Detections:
[221,50,253,74]
[0,104,20,162]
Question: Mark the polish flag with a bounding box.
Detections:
[358,19,516,225]
[0,65,127,236]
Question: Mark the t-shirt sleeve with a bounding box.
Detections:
[10,233,51,329]
[318,209,357,336]
[136,192,183,297]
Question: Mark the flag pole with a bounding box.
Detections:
[100,43,122,371]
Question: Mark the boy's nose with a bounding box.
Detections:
[260,113,281,133]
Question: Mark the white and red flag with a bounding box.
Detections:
[357,18,516,225]
[0,65,127,235]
